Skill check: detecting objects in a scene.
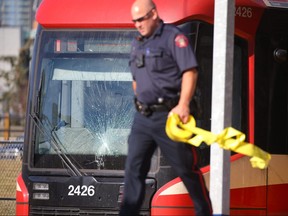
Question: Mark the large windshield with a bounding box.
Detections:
[33,30,137,171]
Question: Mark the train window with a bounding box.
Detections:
[179,22,248,167]
[53,36,131,54]
[33,30,141,171]
[254,9,288,154]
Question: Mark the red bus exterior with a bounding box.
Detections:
[17,0,288,215]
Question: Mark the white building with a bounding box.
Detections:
[0,27,21,112]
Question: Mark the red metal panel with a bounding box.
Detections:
[230,184,288,215]
[36,0,215,28]
[267,184,288,215]
[230,209,266,216]
[152,183,270,216]
[152,206,195,216]
[36,0,266,38]
[151,177,194,215]
[36,0,134,28]
[16,174,29,216]
[230,186,267,209]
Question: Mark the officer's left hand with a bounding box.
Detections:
[169,104,190,124]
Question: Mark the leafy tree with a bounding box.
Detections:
[15,39,33,117]
[0,38,32,125]
[0,56,17,113]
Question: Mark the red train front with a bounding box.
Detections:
[16,0,288,215]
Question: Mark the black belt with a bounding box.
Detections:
[134,97,178,116]
[151,104,169,111]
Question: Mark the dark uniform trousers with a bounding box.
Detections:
[119,111,212,216]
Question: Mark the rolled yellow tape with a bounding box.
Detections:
[166,113,271,169]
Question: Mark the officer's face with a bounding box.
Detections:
[132,8,157,37]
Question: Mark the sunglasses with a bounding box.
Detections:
[132,8,155,23]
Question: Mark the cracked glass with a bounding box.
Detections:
[33,30,137,170]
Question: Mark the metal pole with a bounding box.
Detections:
[210,0,235,215]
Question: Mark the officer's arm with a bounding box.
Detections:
[132,80,137,95]
[171,68,198,123]
[180,68,198,105]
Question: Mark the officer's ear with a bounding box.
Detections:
[151,8,158,20]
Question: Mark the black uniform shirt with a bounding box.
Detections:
[130,20,198,105]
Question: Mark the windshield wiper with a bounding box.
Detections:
[30,113,84,177]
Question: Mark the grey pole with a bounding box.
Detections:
[210,0,235,215]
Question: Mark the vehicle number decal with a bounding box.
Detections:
[235,7,253,18]
[68,185,95,196]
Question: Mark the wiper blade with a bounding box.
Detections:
[30,113,83,177]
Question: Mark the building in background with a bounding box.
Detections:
[0,0,42,138]
[0,0,35,44]
[0,27,21,93]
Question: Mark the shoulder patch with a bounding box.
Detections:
[175,34,188,48]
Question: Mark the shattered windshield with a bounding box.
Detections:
[33,30,137,171]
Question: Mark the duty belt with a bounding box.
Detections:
[134,97,178,116]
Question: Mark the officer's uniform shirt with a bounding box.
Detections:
[130,20,198,105]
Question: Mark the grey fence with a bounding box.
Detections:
[0,141,23,215]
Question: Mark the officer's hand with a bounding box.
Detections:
[169,104,190,124]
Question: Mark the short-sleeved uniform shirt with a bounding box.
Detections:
[130,20,198,105]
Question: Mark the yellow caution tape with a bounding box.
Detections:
[166,113,271,169]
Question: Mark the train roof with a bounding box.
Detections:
[36,0,287,36]
[36,0,267,27]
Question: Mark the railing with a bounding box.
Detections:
[0,113,25,140]
[0,140,24,215]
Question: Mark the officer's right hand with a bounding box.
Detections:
[169,104,190,124]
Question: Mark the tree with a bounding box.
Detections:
[14,39,33,117]
[0,55,17,113]
[0,38,32,125]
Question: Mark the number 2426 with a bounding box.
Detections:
[68,185,95,196]
[235,7,253,18]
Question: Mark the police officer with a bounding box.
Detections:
[119,0,213,215]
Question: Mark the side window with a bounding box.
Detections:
[232,37,248,133]
[179,22,248,167]
[255,10,288,154]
